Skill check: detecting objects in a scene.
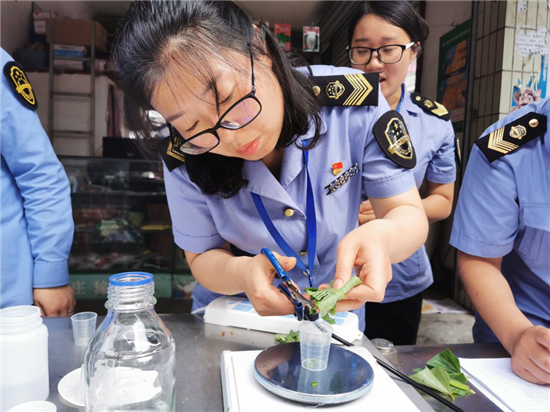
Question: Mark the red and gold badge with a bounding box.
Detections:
[331,161,343,175]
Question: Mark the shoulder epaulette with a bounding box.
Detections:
[3,61,38,110]
[163,133,186,172]
[475,111,547,163]
[410,93,449,120]
[311,73,378,107]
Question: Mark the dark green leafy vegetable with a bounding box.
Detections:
[275,329,300,343]
[408,349,475,401]
[305,277,361,324]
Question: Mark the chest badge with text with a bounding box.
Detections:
[373,110,416,169]
[325,163,359,195]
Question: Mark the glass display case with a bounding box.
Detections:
[59,156,195,313]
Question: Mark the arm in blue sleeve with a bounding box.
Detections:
[426,120,457,184]
[1,71,74,288]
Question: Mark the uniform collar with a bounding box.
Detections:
[243,115,327,201]
[400,84,423,115]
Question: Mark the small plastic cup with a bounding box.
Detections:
[7,401,56,411]
[299,322,333,371]
[71,312,97,346]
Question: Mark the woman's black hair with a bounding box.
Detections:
[348,1,430,48]
[114,0,321,198]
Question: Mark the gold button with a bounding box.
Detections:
[299,250,308,256]
[312,86,321,96]
[284,208,295,217]
[529,118,539,128]
[415,96,421,101]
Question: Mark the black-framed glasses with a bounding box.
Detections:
[168,50,262,155]
[347,42,416,65]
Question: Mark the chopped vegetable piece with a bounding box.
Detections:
[311,381,318,387]
[275,329,300,343]
[305,277,361,324]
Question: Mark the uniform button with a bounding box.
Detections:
[529,118,539,128]
[312,86,321,96]
[299,250,308,256]
[284,208,295,217]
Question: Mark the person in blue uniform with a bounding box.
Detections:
[451,98,550,385]
[348,2,457,344]
[1,48,75,315]
[114,0,429,330]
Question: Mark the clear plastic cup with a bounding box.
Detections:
[71,312,97,346]
[299,322,333,371]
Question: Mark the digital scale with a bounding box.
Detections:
[221,345,422,411]
[204,296,363,343]
[254,343,374,404]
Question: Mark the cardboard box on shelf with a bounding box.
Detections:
[46,18,108,52]
[34,20,47,35]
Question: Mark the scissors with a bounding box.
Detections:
[261,247,319,321]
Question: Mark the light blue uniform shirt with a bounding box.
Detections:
[450,97,550,343]
[382,87,456,302]
[0,49,74,308]
[164,66,416,330]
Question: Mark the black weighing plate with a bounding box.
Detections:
[253,343,374,405]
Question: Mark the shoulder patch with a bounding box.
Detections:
[3,61,38,110]
[373,110,416,169]
[162,126,186,171]
[475,112,547,163]
[311,73,378,107]
[410,93,449,120]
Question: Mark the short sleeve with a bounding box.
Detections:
[362,94,416,199]
[426,120,457,184]
[450,145,518,257]
[163,164,225,253]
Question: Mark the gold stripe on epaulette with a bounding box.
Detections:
[167,139,185,162]
[488,127,518,154]
[432,102,449,117]
[343,74,373,106]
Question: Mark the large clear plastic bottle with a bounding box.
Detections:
[84,272,176,411]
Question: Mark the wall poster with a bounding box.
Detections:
[437,19,471,133]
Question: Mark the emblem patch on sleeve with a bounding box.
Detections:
[3,61,38,110]
[410,93,450,121]
[373,110,416,169]
[311,73,378,107]
[475,112,547,162]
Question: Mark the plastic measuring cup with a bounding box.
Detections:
[71,312,97,346]
[299,322,333,371]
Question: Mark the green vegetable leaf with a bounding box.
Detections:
[409,349,475,402]
[275,329,300,343]
[426,348,461,374]
[409,366,454,399]
[310,381,318,387]
[305,277,361,323]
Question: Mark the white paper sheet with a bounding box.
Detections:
[460,358,550,412]
[515,30,548,59]
[222,346,421,412]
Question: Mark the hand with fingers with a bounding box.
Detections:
[240,251,297,316]
[33,285,76,317]
[319,229,392,313]
[510,325,550,385]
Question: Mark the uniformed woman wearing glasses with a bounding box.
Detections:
[114,0,428,330]
[348,1,457,344]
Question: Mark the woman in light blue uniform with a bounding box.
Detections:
[348,2,457,344]
[451,98,550,385]
[114,0,428,330]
